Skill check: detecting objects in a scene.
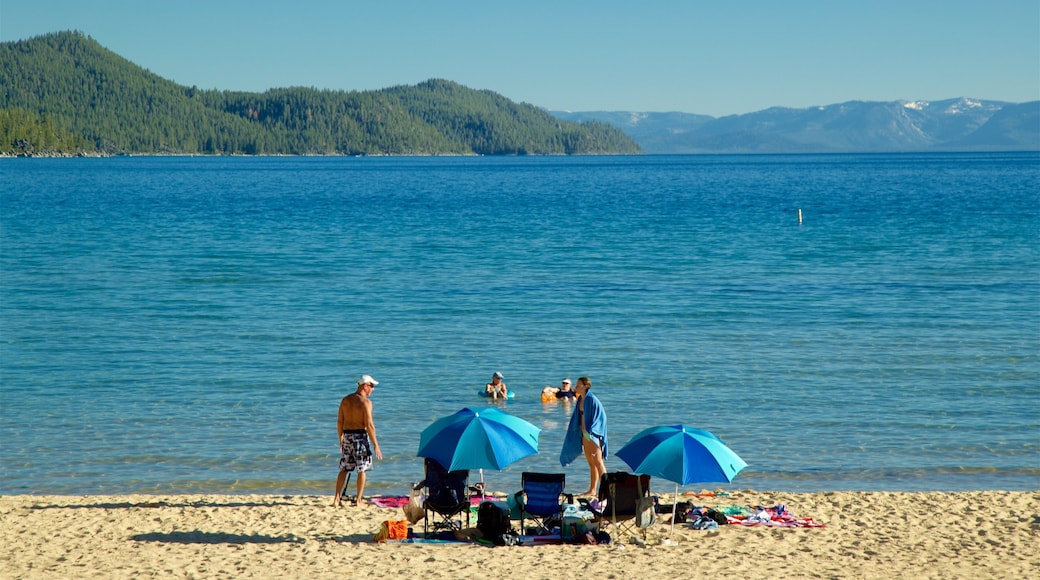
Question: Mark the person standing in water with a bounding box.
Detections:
[560,376,608,496]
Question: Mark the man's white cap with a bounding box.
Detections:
[562,378,572,384]
[358,374,379,386]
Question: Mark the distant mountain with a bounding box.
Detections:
[0,31,640,156]
[5,31,1034,157]
[553,99,1040,153]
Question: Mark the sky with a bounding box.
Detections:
[2,0,1038,117]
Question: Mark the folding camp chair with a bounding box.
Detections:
[417,458,471,537]
[513,472,571,535]
[590,471,654,541]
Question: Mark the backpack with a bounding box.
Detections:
[477,501,510,540]
[704,508,728,526]
[664,501,692,524]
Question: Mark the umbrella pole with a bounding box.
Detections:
[670,483,678,539]
[479,468,486,500]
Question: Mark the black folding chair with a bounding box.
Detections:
[417,458,471,537]
[590,471,654,541]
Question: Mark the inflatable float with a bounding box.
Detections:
[541,390,577,403]
[479,389,515,400]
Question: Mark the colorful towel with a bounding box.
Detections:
[370,496,410,509]
[725,505,824,528]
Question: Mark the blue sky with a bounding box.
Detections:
[3,0,1037,117]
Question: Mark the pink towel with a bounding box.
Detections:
[370,496,410,509]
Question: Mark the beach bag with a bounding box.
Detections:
[373,519,408,542]
[634,479,656,529]
[402,489,425,524]
[477,501,510,539]
[635,496,657,529]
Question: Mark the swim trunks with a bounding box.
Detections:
[339,431,373,473]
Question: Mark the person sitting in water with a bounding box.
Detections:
[485,371,508,399]
[541,378,576,400]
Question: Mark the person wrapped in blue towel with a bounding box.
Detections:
[560,376,608,496]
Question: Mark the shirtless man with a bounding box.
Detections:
[333,375,383,507]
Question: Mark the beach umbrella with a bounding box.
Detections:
[615,425,748,539]
[417,407,541,493]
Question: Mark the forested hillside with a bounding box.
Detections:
[0,31,640,156]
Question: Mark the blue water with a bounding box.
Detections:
[1,153,1037,496]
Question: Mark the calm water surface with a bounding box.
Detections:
[1,153,1037,496]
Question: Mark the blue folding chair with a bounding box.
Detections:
[514,472,571,535]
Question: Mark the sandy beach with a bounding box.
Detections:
[1,489,1036,579]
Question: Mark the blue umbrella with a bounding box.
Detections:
[616,425,747,485]
[616,425,747,538]
[417,407,540,473]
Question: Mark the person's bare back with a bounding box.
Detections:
[338,392,372,432]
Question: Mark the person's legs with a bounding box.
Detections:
[355,471,366,506]
[338,432,373,506]
[334,433,361,506]
[591,453,606,492]
[581,437,606,495]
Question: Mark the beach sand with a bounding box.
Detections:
[1,490,1036,579]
